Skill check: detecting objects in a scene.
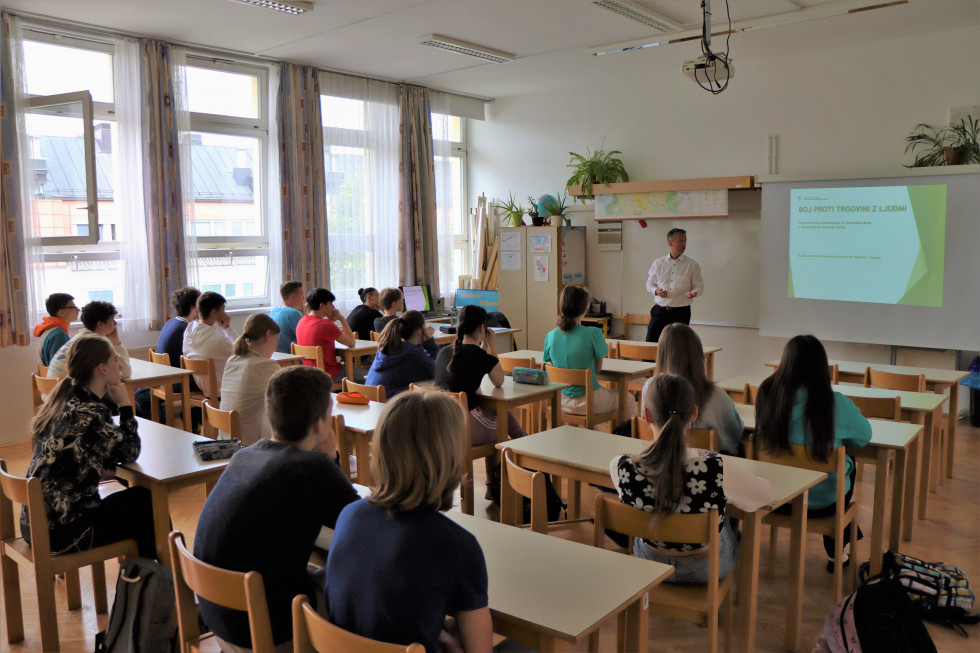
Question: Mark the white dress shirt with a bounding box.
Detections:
[645,253,704,308]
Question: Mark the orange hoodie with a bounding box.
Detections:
[33,316,70,338]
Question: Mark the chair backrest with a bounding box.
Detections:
[632,416,716,450]
[203,399,242,440]
[632,415,654,441]
[148,347,171,367]
[291,595,424,653]
[864,367,926,393]
[180,355,218,401]
[743,383,760,405]
[36,363,48,376]
[847,394,901,421]
[369,331,382,342]
[0,459,54,558]
[291,343,326,371]
[755,444,847,524]
[543,364,594,411]
[498,356,535,374]
[828,364,840,384]
[342,378,387,403]
[502,449,549,534]
[594,492,717,547]
[168,531,275,653]
[407,384,469,439]
[616,342,657,363]
[31,373,60,414]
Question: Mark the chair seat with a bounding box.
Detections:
[563,409,618,428]
[763,504,858,538]
[650,573,735,621]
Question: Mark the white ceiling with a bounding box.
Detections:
[2,0,976,98]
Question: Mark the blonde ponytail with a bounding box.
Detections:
[236,313,281,356]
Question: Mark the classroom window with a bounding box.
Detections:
[185,58,272,310]
[432,113,468,301]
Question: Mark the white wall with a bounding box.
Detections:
[468,23,978,414]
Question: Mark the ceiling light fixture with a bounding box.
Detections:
[227,0,313,15]
[593,0,682,32]
[417,34,515,64]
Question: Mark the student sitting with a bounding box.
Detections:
[219,314,282,444]
[158,286,201,367]
[611,374,772,583]
[22,337,156,559]
[346,287,382,341]
[325,391,493,653]
[183,291,237,400]
[269,281,305,354]
[756,334,871,570]
[48,300,132,381]
[34,293,76,368]
[365,310,439,399]
[295,288,356,381]
[435,305,526,498]
[372,287,403,334]
[194,365,359,653]
[544,285,635,420]
[648,323,744,454]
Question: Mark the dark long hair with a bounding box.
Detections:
[448,305,487,373]
[755,335,835,462]
[633,374,697,516]
[557,285,589,331]
[32,336,114,444]
[655,323,715,410]
[378,310,425,356]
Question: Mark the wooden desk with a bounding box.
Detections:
[447,511,673,652]
[501,350,653,426]
[115,417,229,567]
[497,426,825,653]
[766,359,968,482]
[331,400,387,486]
[581,314,611,337]
[474,377,567,455]
[334,339,378,380]
[608,339,722,380]
[124,358,193,432]
[271,351,302,367]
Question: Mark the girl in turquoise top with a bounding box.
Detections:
[755,334,872,568]
[543,286,636,419]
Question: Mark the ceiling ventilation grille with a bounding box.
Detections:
[593,0,682,32]
[227,0,313,15]
[417,35,515,64]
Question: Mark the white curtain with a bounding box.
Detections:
[169,46,198,287]
[319,71,400,315]
[113,36,152,331]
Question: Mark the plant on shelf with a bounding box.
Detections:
[566,141,629,203]
[905,115,980,166]
[526,196,543,226]
[495,192,525,227]
[538,191,572,226]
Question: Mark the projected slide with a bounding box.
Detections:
[789,185,946,307]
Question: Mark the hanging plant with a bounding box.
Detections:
[566,141,629,203]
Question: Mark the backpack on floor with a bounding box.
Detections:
[814,576,936,653]
[880,550,979,634]
[95,557,179,653]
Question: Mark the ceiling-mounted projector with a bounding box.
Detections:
[681,54,733,86]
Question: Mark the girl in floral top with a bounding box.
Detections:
[21,336,156,559]
[610,374,772,583]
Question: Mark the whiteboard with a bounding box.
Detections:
[620,190,761,327]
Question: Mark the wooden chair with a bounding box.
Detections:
[622,313,651,341]
[332,414,357,482]
[169,531,275,653]
[407,384,490,516]
[369,331,382,342]
[615,341,658,397]
[36,364,48,376]
[864,367,926,392]
[757,444,858,602]
[498,357,543,433]
[632,416,718,451]
[291,343,326,371]
[31,373,59,414]
[342,378,386,403]
[543,365,618,431]
[828,364,840,384]
[1,460,139,652]
[742,383,760,405]
[203,399,242,442]
[848,395,901,421]
[292,594,424,652]
[593,494,734,653]
[502,448,594,543]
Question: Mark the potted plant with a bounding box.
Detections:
[566,141,629,203]
[527,196,543,226]
[537,191,572,226]
[905,115,980,166]
[495,192,525,227]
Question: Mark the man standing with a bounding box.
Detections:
[645,228,703,343]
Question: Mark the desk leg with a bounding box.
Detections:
[616,379,629,427]
[929,407,942,493]
[150,388,160,423]
[945,383,957,479]
[891,444,910,551]
[537,637,566,653]
[621,594,649,653]
[163,386,174,428]
[917,412,933,520]
[786,494,807,652]
[355,433,372,487]
[903,433,921,541]
[737,511,762,653]
[181,379,191,433]
[143,481,172,568]
[345,353,354,382]
[869,449,890,576]
[125,383,137,411]
[551,391,562,430]
[705,352,715,380]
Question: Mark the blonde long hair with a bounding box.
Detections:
[233,313,281,356]
[32,336,114,443]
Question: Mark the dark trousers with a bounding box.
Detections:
[774,462,862,558]
[645,305,691,343]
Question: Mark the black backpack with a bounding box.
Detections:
[487,463,566,523]
[95,557,179,653]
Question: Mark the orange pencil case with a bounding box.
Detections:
[336,391,370,405]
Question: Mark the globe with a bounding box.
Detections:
[536,194,559,217]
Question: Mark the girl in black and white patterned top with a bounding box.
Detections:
[610,374,772,583]
[21,336,157,559]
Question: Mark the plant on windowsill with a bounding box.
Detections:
[905,115,980,167]
[566,141,629,203]
[495,192,526,227]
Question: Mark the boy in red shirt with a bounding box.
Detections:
[295,288,356,381]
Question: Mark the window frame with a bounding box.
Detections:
[432,114,469,289]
